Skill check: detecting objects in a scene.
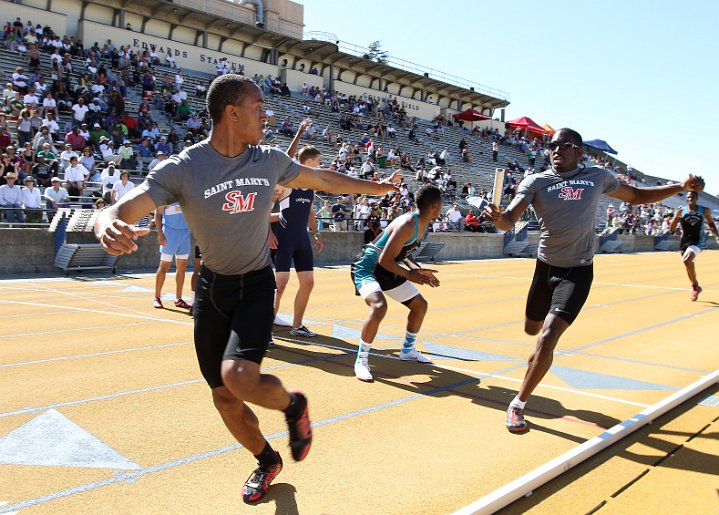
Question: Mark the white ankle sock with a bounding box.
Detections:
[510,396,526,410]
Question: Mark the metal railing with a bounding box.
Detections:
[305,31,510,101]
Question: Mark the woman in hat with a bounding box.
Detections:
[21,176,43,223]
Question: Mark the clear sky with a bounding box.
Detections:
[303,0,718,194]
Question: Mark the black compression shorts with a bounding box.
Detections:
[193,265,275,388]
[525,259,593,325]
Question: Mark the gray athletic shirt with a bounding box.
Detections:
[139,140,301,275]
[514,165,620,267]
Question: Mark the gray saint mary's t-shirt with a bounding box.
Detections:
[140,140,301,275]
[514,165,620,267]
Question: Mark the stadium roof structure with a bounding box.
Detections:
[99,0,509,111]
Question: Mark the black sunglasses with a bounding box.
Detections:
[548,141,580,151]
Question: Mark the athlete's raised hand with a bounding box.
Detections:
[98,221,151,256]
[683,174,705,192]
[381,169,404,185]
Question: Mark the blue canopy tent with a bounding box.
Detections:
[584,139,618,154]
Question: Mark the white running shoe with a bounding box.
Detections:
[354,359,373,382]
[273,315,292,327]
[399,349,433,363]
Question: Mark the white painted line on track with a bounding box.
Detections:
[0,501,17,515]
[441,364,651,408]
[0,341,192,369]
[0,299,191,326]
[0,321,162,340]
[453,369,719,515]
[276,337,648,408]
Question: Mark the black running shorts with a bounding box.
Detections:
[274,230,314,272]
[193,265,275,388]
[525,259,593,325]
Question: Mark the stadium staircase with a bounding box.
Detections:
[599,227,624,253]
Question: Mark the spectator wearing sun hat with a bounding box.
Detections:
[0,172,25,223]
[148,150,168,172]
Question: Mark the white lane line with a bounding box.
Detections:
[0,321,162,340]
[0,341,192,369]
[0,299,191,326]
[276,337,648,408]
[441,364,651,408]
[31,282,175,324]
[0,501,18,514]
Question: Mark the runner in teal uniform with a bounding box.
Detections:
[350,185,442,382]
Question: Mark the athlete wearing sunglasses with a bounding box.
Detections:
[484,127,704,434]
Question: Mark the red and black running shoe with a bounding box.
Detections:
[286,391,312,461]
[242,451,283,504]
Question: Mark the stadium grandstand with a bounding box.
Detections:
[0,0,717,269]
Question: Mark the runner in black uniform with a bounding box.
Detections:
[272,119,324,338]
[95,75,401,504]
[669,191,718,301]
[485,127,705,433]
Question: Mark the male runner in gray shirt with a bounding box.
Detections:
[485,127,704,434]
[95,75,401,503]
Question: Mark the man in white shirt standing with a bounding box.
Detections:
[445,202,463,232]
[71,98,89,128]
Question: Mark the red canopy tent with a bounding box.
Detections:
[506,116,546,135]
[453,109,491,122]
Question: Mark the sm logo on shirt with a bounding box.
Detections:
[222,190,257,213]
[558,187,584,201]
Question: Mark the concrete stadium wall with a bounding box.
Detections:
[0,229,664,276]
[330,81,441,121]
[5,231,687,276]
[280,68,324,94]
[78,20,278,78]
[0,1,69,36]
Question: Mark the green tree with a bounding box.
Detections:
[366,41,389,64]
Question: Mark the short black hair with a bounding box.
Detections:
[206,74,255,123]
[416,184,442,211]
[554,128,583,146]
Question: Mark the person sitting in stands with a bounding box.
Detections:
[464,209,481,232]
